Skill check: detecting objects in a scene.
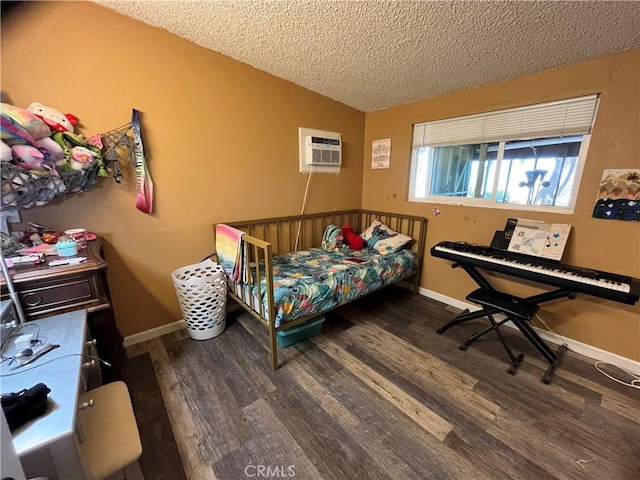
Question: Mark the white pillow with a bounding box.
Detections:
[360,220,413,254]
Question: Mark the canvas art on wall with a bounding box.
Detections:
[371,138,391,169]
[592,169,640,222]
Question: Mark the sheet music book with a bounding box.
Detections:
[505,218,571,261]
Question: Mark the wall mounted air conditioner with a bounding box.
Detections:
[305,135,342,166]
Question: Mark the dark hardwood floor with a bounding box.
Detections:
[122,286,640,480]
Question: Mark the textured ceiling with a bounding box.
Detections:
[95,1,640,112]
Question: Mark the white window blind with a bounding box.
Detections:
[413,95,599,147]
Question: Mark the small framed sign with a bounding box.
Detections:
[371,138,391,169]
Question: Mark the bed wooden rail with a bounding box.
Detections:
[212,209,427,370]
[224,209,361,255]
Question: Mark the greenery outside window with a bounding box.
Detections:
[409,95,599,213]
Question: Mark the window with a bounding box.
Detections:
[409,95,599,213]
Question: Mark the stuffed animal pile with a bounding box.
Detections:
[321,224,365,251]
[1,101,106,208]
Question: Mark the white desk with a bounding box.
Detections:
[0,310,99,479]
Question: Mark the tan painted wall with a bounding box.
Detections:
[363,49,640,361]
[2,2,638,362]
[1,2,365,337]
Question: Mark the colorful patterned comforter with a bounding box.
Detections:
[257,247,419,327]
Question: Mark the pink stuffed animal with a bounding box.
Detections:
[11,144,58,176]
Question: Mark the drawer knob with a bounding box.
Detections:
[86,339,97,347]
[78,399,94,410]
[22,293,43,307]
[83,360,96,369]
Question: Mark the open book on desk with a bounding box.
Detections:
[503,218,571,262]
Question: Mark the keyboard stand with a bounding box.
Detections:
[437,262,573,384]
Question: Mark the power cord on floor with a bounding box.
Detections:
[593,361,640,389]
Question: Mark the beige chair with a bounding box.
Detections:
[77,381,143,480]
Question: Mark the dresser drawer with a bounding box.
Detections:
[16,272,107,317]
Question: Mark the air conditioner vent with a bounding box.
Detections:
[305,135,342,166]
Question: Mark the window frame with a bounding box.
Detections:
[408,96,598,214]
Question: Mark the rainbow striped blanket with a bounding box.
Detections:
[215,224,245,283]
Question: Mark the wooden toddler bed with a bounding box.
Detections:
[212,209,427,370]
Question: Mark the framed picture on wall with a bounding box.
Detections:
[372,138,391,169]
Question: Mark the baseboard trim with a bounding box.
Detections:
[124,289,640,375]
[123,320,186,347]
[123,304,242,347]
[419,287,640,375]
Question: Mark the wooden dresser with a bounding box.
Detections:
[0,237,124,381]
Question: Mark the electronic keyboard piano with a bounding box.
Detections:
[431,241,640,305]
[431,240,640,384]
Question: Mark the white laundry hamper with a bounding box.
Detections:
[171,258,227,340]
